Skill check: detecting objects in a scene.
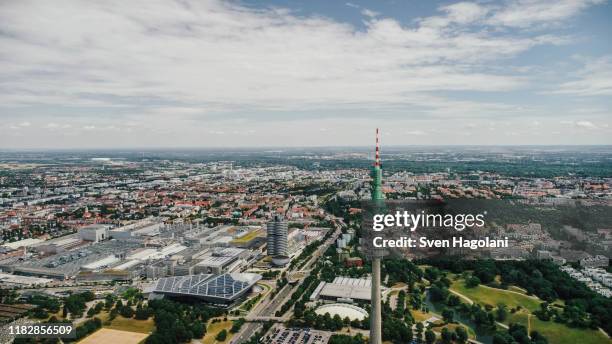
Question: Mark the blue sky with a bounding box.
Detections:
[0,0,611,148]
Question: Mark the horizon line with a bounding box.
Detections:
[1,144,612,152]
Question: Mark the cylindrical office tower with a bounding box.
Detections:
[267,214,289,266]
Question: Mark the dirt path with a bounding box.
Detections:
[598,327,610,338]
[449,289,474,305]
[527,314,531,334]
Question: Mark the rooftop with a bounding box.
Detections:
[152,273,261,302]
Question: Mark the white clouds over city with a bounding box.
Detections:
[0,0,610,147]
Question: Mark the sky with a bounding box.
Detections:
[0,0,611,148]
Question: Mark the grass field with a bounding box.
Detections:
[78,328,148,344]
[450,279,541,312]
[505,310,530,327]
[530,318,610,344]
[106,315,155,334]
[410,309,432,322]
[202,319,234,344]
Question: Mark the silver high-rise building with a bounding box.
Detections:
[267,214,289,266]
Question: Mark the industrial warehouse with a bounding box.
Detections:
[0,217,326,294]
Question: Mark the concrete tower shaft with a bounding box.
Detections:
[370,128,383,344]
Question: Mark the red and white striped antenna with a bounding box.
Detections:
[375,128,381,167]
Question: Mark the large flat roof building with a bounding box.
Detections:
[192,247,247,274]
[312,277,373,304]
[150,273,261,306]
[79,224,111,243]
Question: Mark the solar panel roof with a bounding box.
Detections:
[152,273,261,301]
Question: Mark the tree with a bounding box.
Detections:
[94,302,103,313]
[31,307,48,319]
[230,318,245,333]
[441,327,452,343]
[507,323,530,344]
[216,329,227,341]
[492,333,510,344]
[120,305,134,318]
[496,303,507,322]
[429,285,449,302]
[465,276,481,288]
[191,320,205,339]
[415,322,424,340]
[425,330,436,344]
[332,314,344,331]
[442,308,454,323]
[104,294,115,310]
[447,294,460,307]
[530,330,548,344]
[455,326,468,344]
[135,307,151,320]
[109,308,118,321]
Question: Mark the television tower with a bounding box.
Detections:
[370,128,383,344]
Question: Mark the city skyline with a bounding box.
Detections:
[1,0,611,148]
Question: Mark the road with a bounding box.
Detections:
[230,322,261,344]
[232,219,344,343]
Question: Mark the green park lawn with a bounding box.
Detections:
[202,319,234,344]
[530,318,610,344]
[505,310,530,327]
[448,279,609,344]
[450,279,541,312]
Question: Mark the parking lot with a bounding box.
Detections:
[263,326,331,344]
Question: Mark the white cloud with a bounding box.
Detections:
[0,0,574,113]
[0,0,608,147]
[551,56,612,96]
[406,130,426,136]
[560,120,605,130]
[421,2,488,27]
[361,9,379,18]
[575,120,597,129]
[488,0,604,28]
